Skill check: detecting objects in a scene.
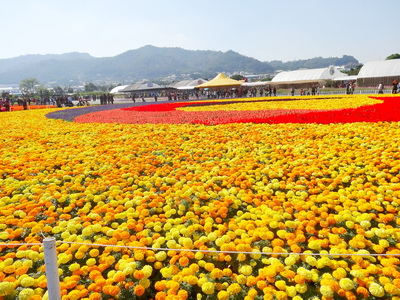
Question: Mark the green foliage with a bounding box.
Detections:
[19,78,40,96]
[230,74,245,81]
[53,86,64,95]
[341,64,363,75]
[386,53,400,60]
[37,86,51,98]
[84,82,98,92]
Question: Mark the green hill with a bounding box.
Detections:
[0,46,359,86]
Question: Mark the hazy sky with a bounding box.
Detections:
[1,0,398,64]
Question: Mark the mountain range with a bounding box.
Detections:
[0,45,360,86]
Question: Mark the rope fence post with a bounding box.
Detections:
[43,237,61,300]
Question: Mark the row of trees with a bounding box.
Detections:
[16,78,118,99]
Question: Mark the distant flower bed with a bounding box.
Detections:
[74,95,400,124]
[1,105,56,112]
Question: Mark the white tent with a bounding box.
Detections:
[172,79,208,90]
[110,85,129,94]
[358,60,400,77]
[121,82,164,93]
[241,81,271,87]
[333,75,358,82]
[271,66,347,85]
[357,60,400,86]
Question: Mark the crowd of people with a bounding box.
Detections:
[0,94,117,111]
[0,97,45,111]
[98,94,114,105]
[199,86,279,99]
[131,91,193,102]
[2,80,400,112]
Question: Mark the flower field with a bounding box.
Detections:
[1,94,400,300]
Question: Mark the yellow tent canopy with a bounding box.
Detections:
[195,73,243,89]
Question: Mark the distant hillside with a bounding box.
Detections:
[0,46,360,86]
[269,55,359,71]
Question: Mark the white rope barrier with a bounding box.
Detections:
[1,239,399,300]
[1,240,400,257]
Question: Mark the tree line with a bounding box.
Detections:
[15,78,118,99]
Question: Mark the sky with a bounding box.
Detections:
[0,0,398,64]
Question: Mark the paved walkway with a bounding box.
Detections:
[46,102,150,122]
[45,98,198,122]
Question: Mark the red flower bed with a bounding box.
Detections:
[74,96,400,125]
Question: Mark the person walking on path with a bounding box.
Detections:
[393,80,398,94]
[378,82,384,94]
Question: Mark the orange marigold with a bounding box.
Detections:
[155,280,167,291]
[134,284,146,296]
[15,266,29,276]
[88,292,102,300]
[102,285,120,297]
[356,286,370,298]
[155,291,167,300]
[178,256,189,267]
[113,271,126,282]
[134,270,145,280]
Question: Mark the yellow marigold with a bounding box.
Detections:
[204,262,214,272]
[384,283,400,295]
[320,285,334,297]
[86,258,96,266]
[3,265,15,274]
[275,290,288,300]
[239,265,253,276]
[275,280,287,291]
[210,268,223,279]
[17,288,35,300]
[68,290,81,300]
[217,290,230,300]
[139,278,151,289]
[202,282,215,295]
[186,275,198,285]
[339,278,355,291]
[284,256,297,266]
[0,282,14,296]
[369,282,385,298]
[295,283,308,294]
[227,283,241,295]
[68,263,81,272]
[333,267,347,280]
[20,276,35,287]
[236,274,247,285]
[142,265,153,278]
[89,249,100,257]
[286,286,297,297]
[238,253,247,261]
[155,251,167,261]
